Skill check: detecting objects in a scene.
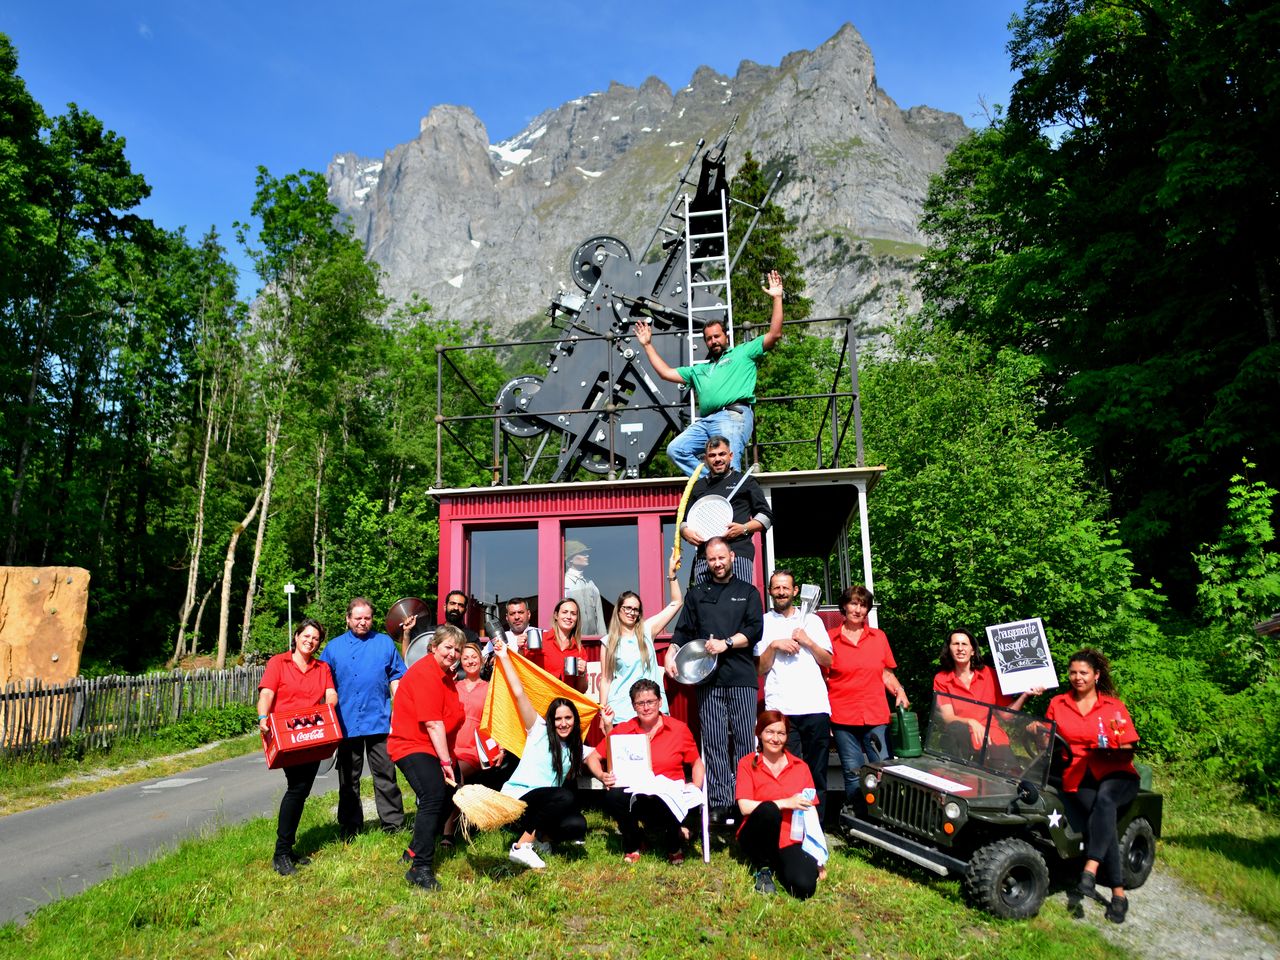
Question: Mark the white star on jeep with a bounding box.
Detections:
[1048,809,1063,828]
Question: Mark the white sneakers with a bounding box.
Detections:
[508,842,547,870]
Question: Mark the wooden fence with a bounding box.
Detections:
[0,666,265,756]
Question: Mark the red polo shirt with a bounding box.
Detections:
[388,655,464,763]
[1045,692,1139,791]
[260,653,334,715]
[611,715,700,781]
[827,625,896,726]
[934,668,1016,746]
[735,750,816,849]
[531,635,585,684]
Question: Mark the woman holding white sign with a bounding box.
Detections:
[934,629,1044,754]
[588,678,704,864]
[1044,648,1141,924]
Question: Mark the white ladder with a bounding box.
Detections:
[681,189,734,420]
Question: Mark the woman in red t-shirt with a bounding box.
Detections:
[531,598,587,692]
[388,624,466,891]
[826,585,909,800]
[1044,648,1140,924]
[256,618,337,876]
[933,629,1043,755]
[733,711,821,900]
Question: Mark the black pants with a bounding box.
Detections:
[518,787,587,843]
[736,801,819,900]
[786,713,831,812]
[603,788,687,853]
[275,760,321,857]
[1072,772,1139,887]
[395,753,453,869]
[335,734,404,832]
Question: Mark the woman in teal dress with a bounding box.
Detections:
[599,550,683,728]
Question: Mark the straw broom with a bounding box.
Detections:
[452,784,527,838]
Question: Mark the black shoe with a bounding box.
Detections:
[400,850,415,865]
[406,864,440,891]
[340,828,360,844]
[754,867,776,894]
[1078,870,1099,901]
[1105,894,1129,924]
[272,854,297,876]
[288,852,311,867]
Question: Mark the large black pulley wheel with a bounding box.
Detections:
[1119,817,1156,890]
[964,838,1050,919]
[570,235,631,292]
[496,375,547,437]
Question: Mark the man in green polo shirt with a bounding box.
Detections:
[635,270,786,475]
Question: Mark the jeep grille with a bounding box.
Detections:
[877,777,943,836]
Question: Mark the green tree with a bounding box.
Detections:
[858,321,1161,696]
[920,0,1280,593]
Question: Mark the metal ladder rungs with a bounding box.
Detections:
[688,232,726,240]
[690,304,727,313]
[690,279,726,288]
[686,208,724,218]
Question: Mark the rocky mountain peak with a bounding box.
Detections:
[327,23,969,334]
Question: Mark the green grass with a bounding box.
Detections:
[0,791,1133,960]
[0,732,261,816]
[1156,763,1280,926]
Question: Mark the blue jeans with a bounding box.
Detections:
[831,723,888,796]
[666,404,754,476]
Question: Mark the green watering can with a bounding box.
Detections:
[888,705,923,758]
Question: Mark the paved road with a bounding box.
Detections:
[0,751,338,926]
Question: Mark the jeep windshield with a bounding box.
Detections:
[923,692,1056,787]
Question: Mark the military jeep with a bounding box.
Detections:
[839,692,1162,918]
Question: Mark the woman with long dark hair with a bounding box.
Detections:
[934,628,1043,754]
[495,639,597,870]
[1045,648,1141,924]
[256,617,338,876]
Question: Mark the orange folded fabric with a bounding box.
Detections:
[482,651,599,754]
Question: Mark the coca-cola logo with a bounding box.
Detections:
[290,728,327,744]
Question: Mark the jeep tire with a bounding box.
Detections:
[964,838,1050,919]
[1119,817,1156,890]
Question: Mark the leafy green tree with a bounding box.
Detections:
[728,151,812,330]
[920,0,1280,593]
[858,321,1161,696]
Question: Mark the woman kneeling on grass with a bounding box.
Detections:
[494,639,596,870]
[387,624,465,891]
[587,678,704,865]
[1044,647,1141,924]
[257,617,338,876]
[734,710,821,899]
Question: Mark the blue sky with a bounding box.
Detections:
[5,1,1023,284]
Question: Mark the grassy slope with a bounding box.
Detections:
[0,794,1129,960]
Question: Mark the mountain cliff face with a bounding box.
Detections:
[327,23,968,334]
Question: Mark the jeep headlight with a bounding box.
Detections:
[862,772,879,790]
[944,801,962,820]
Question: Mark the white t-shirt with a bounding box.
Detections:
[755,608,832,715]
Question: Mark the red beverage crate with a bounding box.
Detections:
[262,703,343,769]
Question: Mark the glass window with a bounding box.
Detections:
[562,523,638,636]
[469,527,539,624]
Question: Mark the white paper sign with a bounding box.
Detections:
[607,733,653,788]
[984,617,1059,695]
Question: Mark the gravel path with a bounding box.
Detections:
[1060,867,1278,960]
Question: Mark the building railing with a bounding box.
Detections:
[0,666,265,756]
[433,315,865,487]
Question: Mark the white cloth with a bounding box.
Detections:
[755,608,832,715]
[800,805,829,866]
[624,774,705,822]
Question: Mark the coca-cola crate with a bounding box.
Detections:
[262,703,343,769]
